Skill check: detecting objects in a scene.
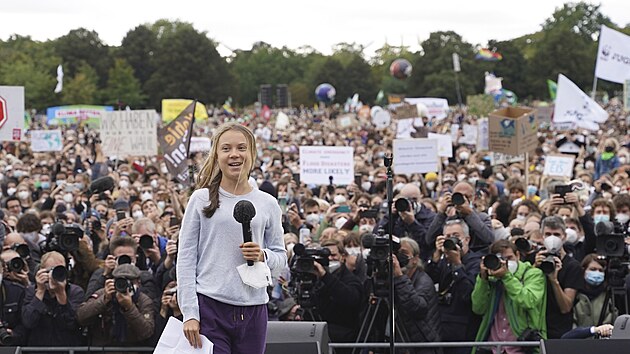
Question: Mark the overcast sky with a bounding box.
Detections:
[1,0,629,58]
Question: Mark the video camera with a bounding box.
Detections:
[594,221,630,288]
[288,243,331,308]
[40,223,84,254]
[362,229,409,297]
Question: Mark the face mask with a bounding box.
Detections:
[585,270,605,286]
[41,223,51,235]
[426,181,436,190]
[346,247,361,257]
[13,170,24,178]
[613,186,621,194]
[328,261,341,273]
[565,228,578,245]
[40,181,51,189]
[361,181,372,191]
[119,180,129,189]
[544,235,564,253]
[157,201,166,210]
[594,214,610,224]
[585,161,595,170]
[305,214,320,225]
[286,243,295,254]
[616,213,629,225]
[133,210,144,219]
[620,157,627,165]
[507,260,518,274]
[333,195,347,205]
[527,185,537,196]
[516,215,526,221]
[56,180,66,187]
[605,146,614,153]
[141,192,153,201]
[362,249,370,259]
[335,217,348,229]
[75,183,84,191]
[457,174,467,181]
[468,177,479,185]
[359,224,373,234]
[459,151,470,160]
[63,193,74,203]
[393,182,405,192]
[7,187,16,196]
[161,165,169,174]
[150,180,159,189]
[17,191,29,200]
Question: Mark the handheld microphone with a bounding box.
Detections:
[233,200,257,266]
[89,176,115,195]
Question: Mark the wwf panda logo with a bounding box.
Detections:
[600,45,612,61]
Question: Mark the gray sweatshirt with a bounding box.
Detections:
[177,186,287,322]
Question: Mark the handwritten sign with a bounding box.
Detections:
[543,155,575,178]
[30,130,63,152]
[101,110,158,158]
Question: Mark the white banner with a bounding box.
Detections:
[543,155,575,178]
[31,130,63,152]
[460,124,478,145]
[553,74,608,131]
[0,86,24,142]
[595,25,630,84]
[101,110,158,158]
[393,139,438,174]
[299,146,354,185]
[189,137,212,153]
[428,133,453,158]
[404,98,449,120]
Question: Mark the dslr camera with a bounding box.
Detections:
[394,197,420,214]
[0,321,13,345]
[5,257,25,273]
[41,223,83,254]
[114,277,134,293]
[483,253,505,271]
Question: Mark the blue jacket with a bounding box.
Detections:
[594,155,620,180]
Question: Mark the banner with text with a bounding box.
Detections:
[101,110,158,158]
[46,105,113,127]
[393,138,438,174]
[595,25,630,84]
[299,146,354,185]
[161,99,208,123]
[30,130,62,152]
[0,86,24,142]
[404,97,449,120]
[159,103,195,184]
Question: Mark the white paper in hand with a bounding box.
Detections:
[237,262,272,289]
[153,316,213,354]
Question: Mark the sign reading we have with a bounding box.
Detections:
[101,110,158,158]
[299,146,354,185]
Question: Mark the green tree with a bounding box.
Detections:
[311,58,345,103]
[62,62,99,104]
[103,58,147,108]
[488,40,529,98]
[53,28,111,86]
[119,25,158,86]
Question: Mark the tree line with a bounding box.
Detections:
[0,2,628,112]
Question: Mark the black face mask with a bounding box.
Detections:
[605,146,614,153]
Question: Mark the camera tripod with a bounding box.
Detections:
[598,284,629,326]
[353,295,409,354]
[298,306,323,322]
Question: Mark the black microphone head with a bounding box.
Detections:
[89,176,115,194]
[233,200,256,224]
[51,223,66,236]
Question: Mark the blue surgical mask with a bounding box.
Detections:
[40,181,51,189]
[585,270,605,286]
[594,214,610,224]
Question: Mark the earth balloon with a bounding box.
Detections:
[315,83,336,102]
[390,59,412,79]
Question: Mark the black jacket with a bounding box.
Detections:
[22,283,84,346]
[0,280,27,345]
[394,269,442,354]
[312,264,363,343]
[425,211,494,253]
[378,205,436,261]
[85,267,160,311]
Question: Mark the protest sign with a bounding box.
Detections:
[46,105,113,127]
[535,105,554,124]
[101,110,158,158]
[30,130,62,152]
[460,124,478,145]
[299,146,354,185]
[189,137,212,153]
[491,152,524,166]
[393,139,438,174]
[0,86,24,141]
[404,98,449,120]
[161,99,208,123]
[543,155,575,178]
[396,118,423,138]
[488,106,538,155]
[159,103,195,184]
[428,133,453,158]
[477,118,489,151]
[595,25,630,84]
[394,104,418,119]
[337,114,358,129]
[553,74,608,131]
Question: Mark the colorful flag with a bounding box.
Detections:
[159,101,197,185]
[553,74,608,131]
[547,80,558,100]
[475,48,503,61]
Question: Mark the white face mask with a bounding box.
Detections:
[141,192,153,201]
[616,213,630,225]
[346,247,361,257]
[361,181,372,191]
[468,177,479,185]
[426,181,436,190]
[17,191,29,200]
[362,249,370,259]
[457,174,467,181]
[157,201,166,210]
[585,161,595,170]
[565,228,579,245]
[328,261,341,273]
[333,195,347,205]
[359,224,373,234]
[305,214,320,225]
[459,151,470,160]
[507,260,518,274]
[132,210,144,219]
[63,193,74,203]
[516,215,526,221]
[286,243,295,253]
[7,187,16,196]
[394,182,405,192]
[150,180,159,189]
[41,223,51,235]
[119,180,130,189]
[619,157,627,165]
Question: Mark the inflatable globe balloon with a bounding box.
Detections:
[390,59,413,80]
[315,83,336,103]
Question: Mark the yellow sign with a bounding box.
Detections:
[161,99,208,123]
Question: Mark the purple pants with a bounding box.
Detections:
[198,293,268,354]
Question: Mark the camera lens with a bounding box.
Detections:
[514,238,532,253]
[117,255,132,265]
[443,237,460,252]
[13,244,30,258]
[451,192,465,206]
[139,235,154,249]
[8,257,24,273]
[483,254,502,271]
[51,265,68,282]
[540,255,556,274]
[114,278,130,293]
[394,198,410,212]
[60,234,80,252]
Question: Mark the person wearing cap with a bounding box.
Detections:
[22,251,84,348]
[77,263,155,346]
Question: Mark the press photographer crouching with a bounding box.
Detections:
[0,250,27,346]
[472,239,547,354]
[288,239,362,352]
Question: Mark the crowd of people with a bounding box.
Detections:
[0,98,628,353]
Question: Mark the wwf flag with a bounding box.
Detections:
[159,101,197,185]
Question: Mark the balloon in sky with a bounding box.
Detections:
[315,83,336,102]
[390,59,413,80]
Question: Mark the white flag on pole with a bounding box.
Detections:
[553,74,608,131]
[54,65,63,93]
[595,25,630,84]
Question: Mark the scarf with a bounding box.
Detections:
[601,152,615,161]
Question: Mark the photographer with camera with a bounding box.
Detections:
[472,239,547,354]
[377,183,436,261]
[131,217,167,273]
[426,219,482,354]
[392,237,441,353]
[0,250,27,346]
[77,263,155,346]
[426,181,494,256]
[22,251,84,347]
[534,216,583,339]
[0,246,31,287]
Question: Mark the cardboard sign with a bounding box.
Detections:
[488,107,538,155]
[337,114,358,129]
[101,110,158,158]
[428,133,453,158]
[393,139,438,174]
[394,104,418,119]
[491,152,524,166]
[543,155,575,178]
[30,130,63,152]
[189,137,212,153]
[404,98,449,119]
[0,86,24,142]
[299,146,354,185]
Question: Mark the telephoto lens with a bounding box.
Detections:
[514,237,532,253]
[483,254,503,271]
[117,255,132,265]
[394,198,411,212]
[51,265,68,282]
[7,257,25,273]
[451,192,465,206]
[443,237,461,252]
[139,235,154,249]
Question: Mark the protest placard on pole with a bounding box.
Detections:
[428,133,453,158]
[543,155,575,178]
[101,110,158,158]
[30,130,63,152]
[392,139,438,174]
[0,86,24,142]
[299,146,354,185]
